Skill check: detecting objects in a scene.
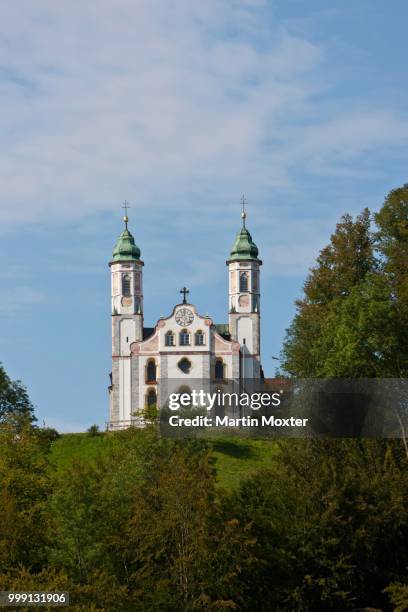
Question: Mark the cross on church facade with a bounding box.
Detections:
[180,287,189,304]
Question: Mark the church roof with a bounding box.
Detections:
[229,226,260,261]
[215,323,231,340]
[143,327,155,340]
[112,226,141,261]
[228,203,261,263]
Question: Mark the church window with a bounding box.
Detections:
[178,358,192,374]
[122,274,131,296]
[179,329,190,346]
[240,272,248,292]
[146,359,157,382]
[195,330,205,346]
[146,388,157,407]
[215,359,225,380]
[165,331,175,346]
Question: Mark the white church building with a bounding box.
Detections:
[108,206,263,429]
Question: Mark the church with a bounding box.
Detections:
[108,205,263,429]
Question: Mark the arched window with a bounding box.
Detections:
[178,358,192,374]
[122,274,131,296]
[215,359,224,380]
[239,272,248,292]
[195,330,205,346]
[146,388,157,407]
[179,329,190,346]
[146,359,157,382]
[165,330,175,346]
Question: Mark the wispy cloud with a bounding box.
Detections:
[0,265,32,280]
[0,287,46,314]
[1,0,405,226]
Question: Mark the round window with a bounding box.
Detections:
[178,358,192,374]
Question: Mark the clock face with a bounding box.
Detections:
[175,308,194,326]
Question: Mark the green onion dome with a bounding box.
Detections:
[112,226,141,261]
[229,226,260,261]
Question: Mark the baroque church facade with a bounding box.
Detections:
[108,208,263,429]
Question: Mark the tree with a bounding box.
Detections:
[303,208,375,305]
[46,431,256,610]
[275,190,408,609]
[0,421,51,571]
[375,184,408,375]
[87,424,101,437]
[282,191,408,378]
[47,458,109,583]
[125,442,256,610]
[47,428,171,586]
[233,439,408,611]
[313,272,400,377]
[282,209,376,376]
[0,363,36,424]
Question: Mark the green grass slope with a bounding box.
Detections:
[49,433,277,489]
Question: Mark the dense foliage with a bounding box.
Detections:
[0,424,406,611]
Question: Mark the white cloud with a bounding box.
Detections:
[0,0,406,227]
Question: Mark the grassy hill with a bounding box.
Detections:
[49,432,278,489]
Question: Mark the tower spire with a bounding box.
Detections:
[122,200,131,230]
[112,200,141,262]
[241,195,247,228]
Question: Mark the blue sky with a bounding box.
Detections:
[1,0,407,431]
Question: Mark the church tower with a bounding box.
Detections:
[109,209,143,424]
[227,203,262,379]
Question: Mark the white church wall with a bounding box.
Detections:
[236,316,253,353]
[120,318,136,356]
[166,353,205,378]
[158,310,212,353]
[118,357,131,422]
[110,260,143,316]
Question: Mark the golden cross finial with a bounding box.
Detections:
[122,201,131,229]
[241,195,247,228]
